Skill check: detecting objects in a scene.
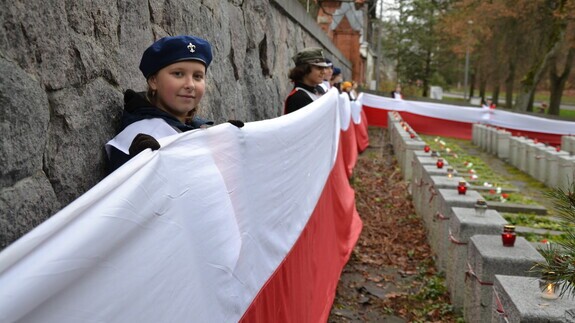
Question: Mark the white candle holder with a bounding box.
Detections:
[539,279,560,300]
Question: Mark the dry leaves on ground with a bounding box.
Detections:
[329,128,462,323]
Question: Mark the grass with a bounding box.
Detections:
[421,135,514,188]
[560,109,575,119]
[419,134,571,243]
[503,213,575,232]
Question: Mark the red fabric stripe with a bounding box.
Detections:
[400,112,472,140]
[341,125,358,178]
[502,128,562,146]
[363,105,389,127]
[240,135,363,323]
[363,105,563,145]
[355,109,370,153]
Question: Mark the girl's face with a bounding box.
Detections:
[302,65,326,87]
[148,61,206,122]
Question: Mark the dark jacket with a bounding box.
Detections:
[284,82,322,115]
[106,90,212,173]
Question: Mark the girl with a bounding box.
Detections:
[106,35,215,173]
[284,47,330,114]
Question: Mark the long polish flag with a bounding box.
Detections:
[0,89,363,322]
[361,93,575,145]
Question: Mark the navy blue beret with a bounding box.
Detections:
[333,67,342,76]
[139,35,213,79]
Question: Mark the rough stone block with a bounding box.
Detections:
[535,146,556,183]
[546,151,570,188]
[527,142,546,179]
[561,135,575,155]
[400,140,427,181]
[475,124,485,148]
[464,235,545,323]
[489,126,498,155]
[509,137,524,169]
[518,139,534,172]
[410,154,444,214]
[472,123,479,146]
[492,275,575,323]
[431,189,483,272]
[496,130,511,160]
[557,155,575,191]
[446,207,508,312]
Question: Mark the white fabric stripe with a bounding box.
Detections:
[339,92,351,131]
[360,93,575,135]
[105,118,181,155]
[351,100,362,124]
[0,90,342,322]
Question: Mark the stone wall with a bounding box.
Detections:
[0,0,351,249]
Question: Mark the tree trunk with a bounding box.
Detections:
[548,46,575,115]
[505,60,515,109]
[514,4,567,112]
[469,72,476,99]
[422,48,432,97]
[492,84,500,107]
[527,90,535,113]
[479,78,487,102]
[514,48,555,112]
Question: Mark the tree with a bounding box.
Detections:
[381,0,453,96]
[514,0,572,112]
[531,181,575,299]
[548,19,575,115]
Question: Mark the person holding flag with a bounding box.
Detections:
[284,47,331,114]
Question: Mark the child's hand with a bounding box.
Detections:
[129,133,161,156]
[227,120,244,128]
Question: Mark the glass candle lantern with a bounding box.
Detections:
[501,225,516,247]
[457,181,467,195]
[424,145,430,153]
[446,167,454,179]
[539,279,560,300]
[474,199,488,216]
[436,158,444,169]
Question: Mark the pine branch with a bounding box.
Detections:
[532,181,575,298]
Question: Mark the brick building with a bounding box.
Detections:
[316,0,375,86]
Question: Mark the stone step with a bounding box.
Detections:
[467,185,519,193]
[486,201,547,215]
[514,225,564,236]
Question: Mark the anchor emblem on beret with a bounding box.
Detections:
[187,42,196,53]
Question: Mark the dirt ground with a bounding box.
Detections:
[328,128,462,323]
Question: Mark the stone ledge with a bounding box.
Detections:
[486,201,547,215]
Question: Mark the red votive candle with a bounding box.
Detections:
[436,158,444,169]
[501,225,516,247]
[457,181,467,195]
[424,145,430,153]
[410,132,415,139]
[556,146,561,152]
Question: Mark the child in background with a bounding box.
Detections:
[284,47,331,114]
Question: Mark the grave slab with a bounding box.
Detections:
[557,155,575,192]
[527,142,546,179]
[464,235,544,323]
[496,130,511,160]
[546,150,570,188]
[492,275,575,323]
[447,207,508,312]
[431,189,483,271]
